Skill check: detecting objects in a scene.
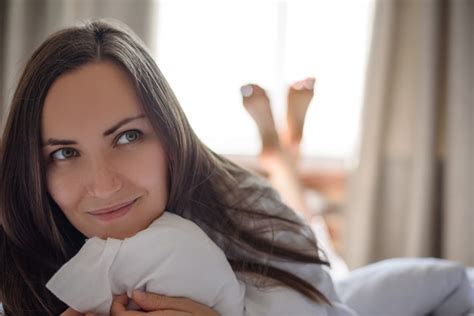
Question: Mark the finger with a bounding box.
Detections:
[110,294,130,315]
[60,308,84,316]
[132,290,194,312]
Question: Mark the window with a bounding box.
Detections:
[154,0,375,161]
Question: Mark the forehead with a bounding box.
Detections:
[42,61,143,138]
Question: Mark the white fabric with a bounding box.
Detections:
[310,217,350,281]
[234,177,357,316]
[243,263,356,316]
[335,258,474,316]
[46,212,245,316]
[47,175,358,315]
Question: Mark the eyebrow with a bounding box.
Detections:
[102,114,145,136]
[42,114,146,147]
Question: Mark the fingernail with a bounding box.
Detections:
[133,289,146,300]
[241,84,253,97]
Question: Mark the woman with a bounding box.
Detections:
[0,20,355,315]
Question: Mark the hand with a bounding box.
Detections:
[110,290,219,316]
[60,307,96,316]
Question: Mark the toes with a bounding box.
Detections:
[241,84,254,97]
[303,77,316,90]
[290,77,316,91]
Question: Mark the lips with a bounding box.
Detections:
[89,200,135,215]
[88,199,137,222]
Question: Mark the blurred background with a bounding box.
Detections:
[0,0,472,269]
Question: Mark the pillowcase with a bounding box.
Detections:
[334,258,474,316]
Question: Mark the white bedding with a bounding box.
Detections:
[1,259,472,315]
[334,258,474,316]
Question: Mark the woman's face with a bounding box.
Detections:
[42,61,168,239]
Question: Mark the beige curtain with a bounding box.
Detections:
[345,0,473,269]
[0,0,158,125]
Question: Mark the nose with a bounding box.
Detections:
[85,157,123,198]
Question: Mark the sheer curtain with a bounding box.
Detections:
[345,0,473,268]
[0,0,157,125]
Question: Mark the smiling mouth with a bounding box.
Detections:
[88,199,137,222]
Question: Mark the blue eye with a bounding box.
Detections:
[51,148,78,161]
[116,130,143,145]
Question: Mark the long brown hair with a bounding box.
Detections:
[0,20,329,315]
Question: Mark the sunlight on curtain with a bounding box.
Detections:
[154,0,374,160]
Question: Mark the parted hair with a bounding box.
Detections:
[0,20,329,315]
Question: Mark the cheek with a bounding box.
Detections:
[131,142,169,205]
[46,166,83,214]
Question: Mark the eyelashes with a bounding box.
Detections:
[114,129,143,146]
[49,129,144,162]
[50,147,79,161]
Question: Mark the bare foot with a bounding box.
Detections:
[282,77,316,159]
[241,83,315,222]
[241,84,280,153]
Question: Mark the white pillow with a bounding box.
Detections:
[335,258,474,316]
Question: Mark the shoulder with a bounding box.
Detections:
[242,265,357,316]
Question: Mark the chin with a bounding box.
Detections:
[96,227,138,240]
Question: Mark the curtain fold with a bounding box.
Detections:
[0,0,157,125]
[345,0,473,269]
[443,0,474,264]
